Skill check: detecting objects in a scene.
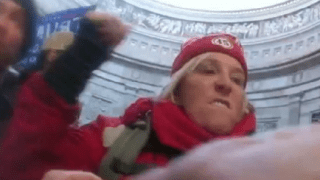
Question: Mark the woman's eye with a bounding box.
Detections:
[195,65,217,74]
[232,78,244,86]
[203,69,216,74]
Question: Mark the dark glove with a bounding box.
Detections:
[44,18,112,104]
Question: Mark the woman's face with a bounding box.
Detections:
[177,52,246,134]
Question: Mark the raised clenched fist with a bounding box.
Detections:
[86,12,130,47]
[42,170,102,180]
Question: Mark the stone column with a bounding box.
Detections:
[288,92,305,126]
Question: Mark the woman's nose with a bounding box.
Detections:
[214,76,232,95]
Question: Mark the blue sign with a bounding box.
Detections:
[19,5,95,70]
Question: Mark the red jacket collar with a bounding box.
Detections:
[121,98,256,151]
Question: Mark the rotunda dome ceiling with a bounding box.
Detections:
[32,0,320,76]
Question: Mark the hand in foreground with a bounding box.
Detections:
[133,124,320,180]
[42,170,102,180]
[86,12,130,47]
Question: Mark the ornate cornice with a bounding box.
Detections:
[33,0,320,72]
[248,49,320,80]
[124,0,315,21]
[99,0,320,40]
[97,0,320,77]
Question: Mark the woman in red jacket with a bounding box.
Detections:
[0,12,255,180]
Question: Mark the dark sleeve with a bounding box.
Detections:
[0,94,12,121]
[0,68,20,121]
[0,65,31,109]
[44,18,113,104]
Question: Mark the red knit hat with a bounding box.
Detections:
[172,33,247,86]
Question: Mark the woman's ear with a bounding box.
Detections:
[247,102,255,113]
[170,91,182,105]
[170,83,183,106]
[243,99,249,115]
[242,94,255,116]
[243,100,255,115]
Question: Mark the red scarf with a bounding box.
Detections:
[121,98,256,151]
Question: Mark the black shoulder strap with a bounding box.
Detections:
[99,111,152,180]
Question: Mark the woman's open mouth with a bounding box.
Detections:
[211,98,230,109]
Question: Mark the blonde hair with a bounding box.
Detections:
[159,55,204,102]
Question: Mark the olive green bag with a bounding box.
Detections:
[99,112,152,180]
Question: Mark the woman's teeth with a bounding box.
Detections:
[214,101,228,108]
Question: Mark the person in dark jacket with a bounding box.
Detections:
[0,11,255,180]
[40,31,83,125]
[0,0,38,137]
[0,30,75,138]
[0,11,129,180]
